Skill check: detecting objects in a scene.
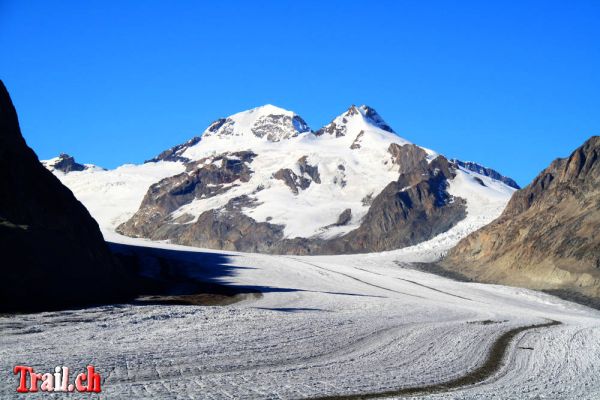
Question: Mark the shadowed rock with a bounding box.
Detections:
[335,209,352,226]
[297,156,321,184]
[273,168,311,195]
[145,136,201,163]
[326,156,466,253]
[47,153,86,172]
[0,81,131,312]
[451,159,520,189]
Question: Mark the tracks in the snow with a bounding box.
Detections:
[283,258,562,399]
[308,320,561,400]
[286,258,424,299]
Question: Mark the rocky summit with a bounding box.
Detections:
[40,104,518,256]
[100,104,518,254]
[443,136,600,303]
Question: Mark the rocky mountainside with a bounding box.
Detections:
[450,159,520,189]
[0,81,130,311]
[41,104,517,255]
[443,136,600,301]
[100,104,515,254]
[41,153,102,173]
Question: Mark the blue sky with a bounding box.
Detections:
[1,1,599,186]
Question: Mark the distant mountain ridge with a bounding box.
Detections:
[117,104,516,254]
[43,104,518,255]
[42,153,103,173]
[451,159,520,189]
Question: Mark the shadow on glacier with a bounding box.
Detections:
[109,242,302,306]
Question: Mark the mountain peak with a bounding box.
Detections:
[202,104,311,142]
[250,104,292,115]
[316,104,394,137]
[356,105,394,133]
[42,153,87,173]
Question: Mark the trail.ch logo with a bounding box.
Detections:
[14,365,101,393]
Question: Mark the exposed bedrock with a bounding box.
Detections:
[119,143,467,255]
[443,136,600,301]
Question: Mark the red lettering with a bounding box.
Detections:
[86,366,101,393]
[13,365,32,393]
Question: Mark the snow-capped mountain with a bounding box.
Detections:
[43,104,517,254]
[450,159,520,189]
[315,105,395,137]
[41,153,103,174]
[202,104,311,141]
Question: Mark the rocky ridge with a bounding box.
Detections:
[443,136,600,301]
[114,105,515,254]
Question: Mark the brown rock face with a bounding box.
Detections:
[273,168,312,195]
[118,139,468,255]
[0,81,130,311]
[443,136,600,300]
[388,143,428,174]
[330,155,466,253]
[118,151,257,237]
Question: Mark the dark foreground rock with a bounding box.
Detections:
[443,136,600,300]
[0,81,132,312]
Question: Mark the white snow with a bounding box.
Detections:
[43,105,516,244]
[2,234,599,399]
[53,161,185,232]
[20,106,599,399]
[170,104,501,240]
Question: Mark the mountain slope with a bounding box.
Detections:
[443,136,600,300]
[0,81,130,311]
[109,105,516,254]
[41,104,516,255]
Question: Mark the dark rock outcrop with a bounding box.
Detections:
[272,156,321,195]
[118,151,256,237]
[443,136,600,300]
[273,168,311,195]
[205,110,311,141]
[316,121,347,137]
[335,208,352,226]
[146,136,201,163]
[0,81,130,312]
[327,155,466,253]
[450,159,520,189]
[297,156,321,184]
[350,131,364,149]
[388,143,428,174]
[47,153,86,172]
[119,131,467,255]
[316,105,393,137]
